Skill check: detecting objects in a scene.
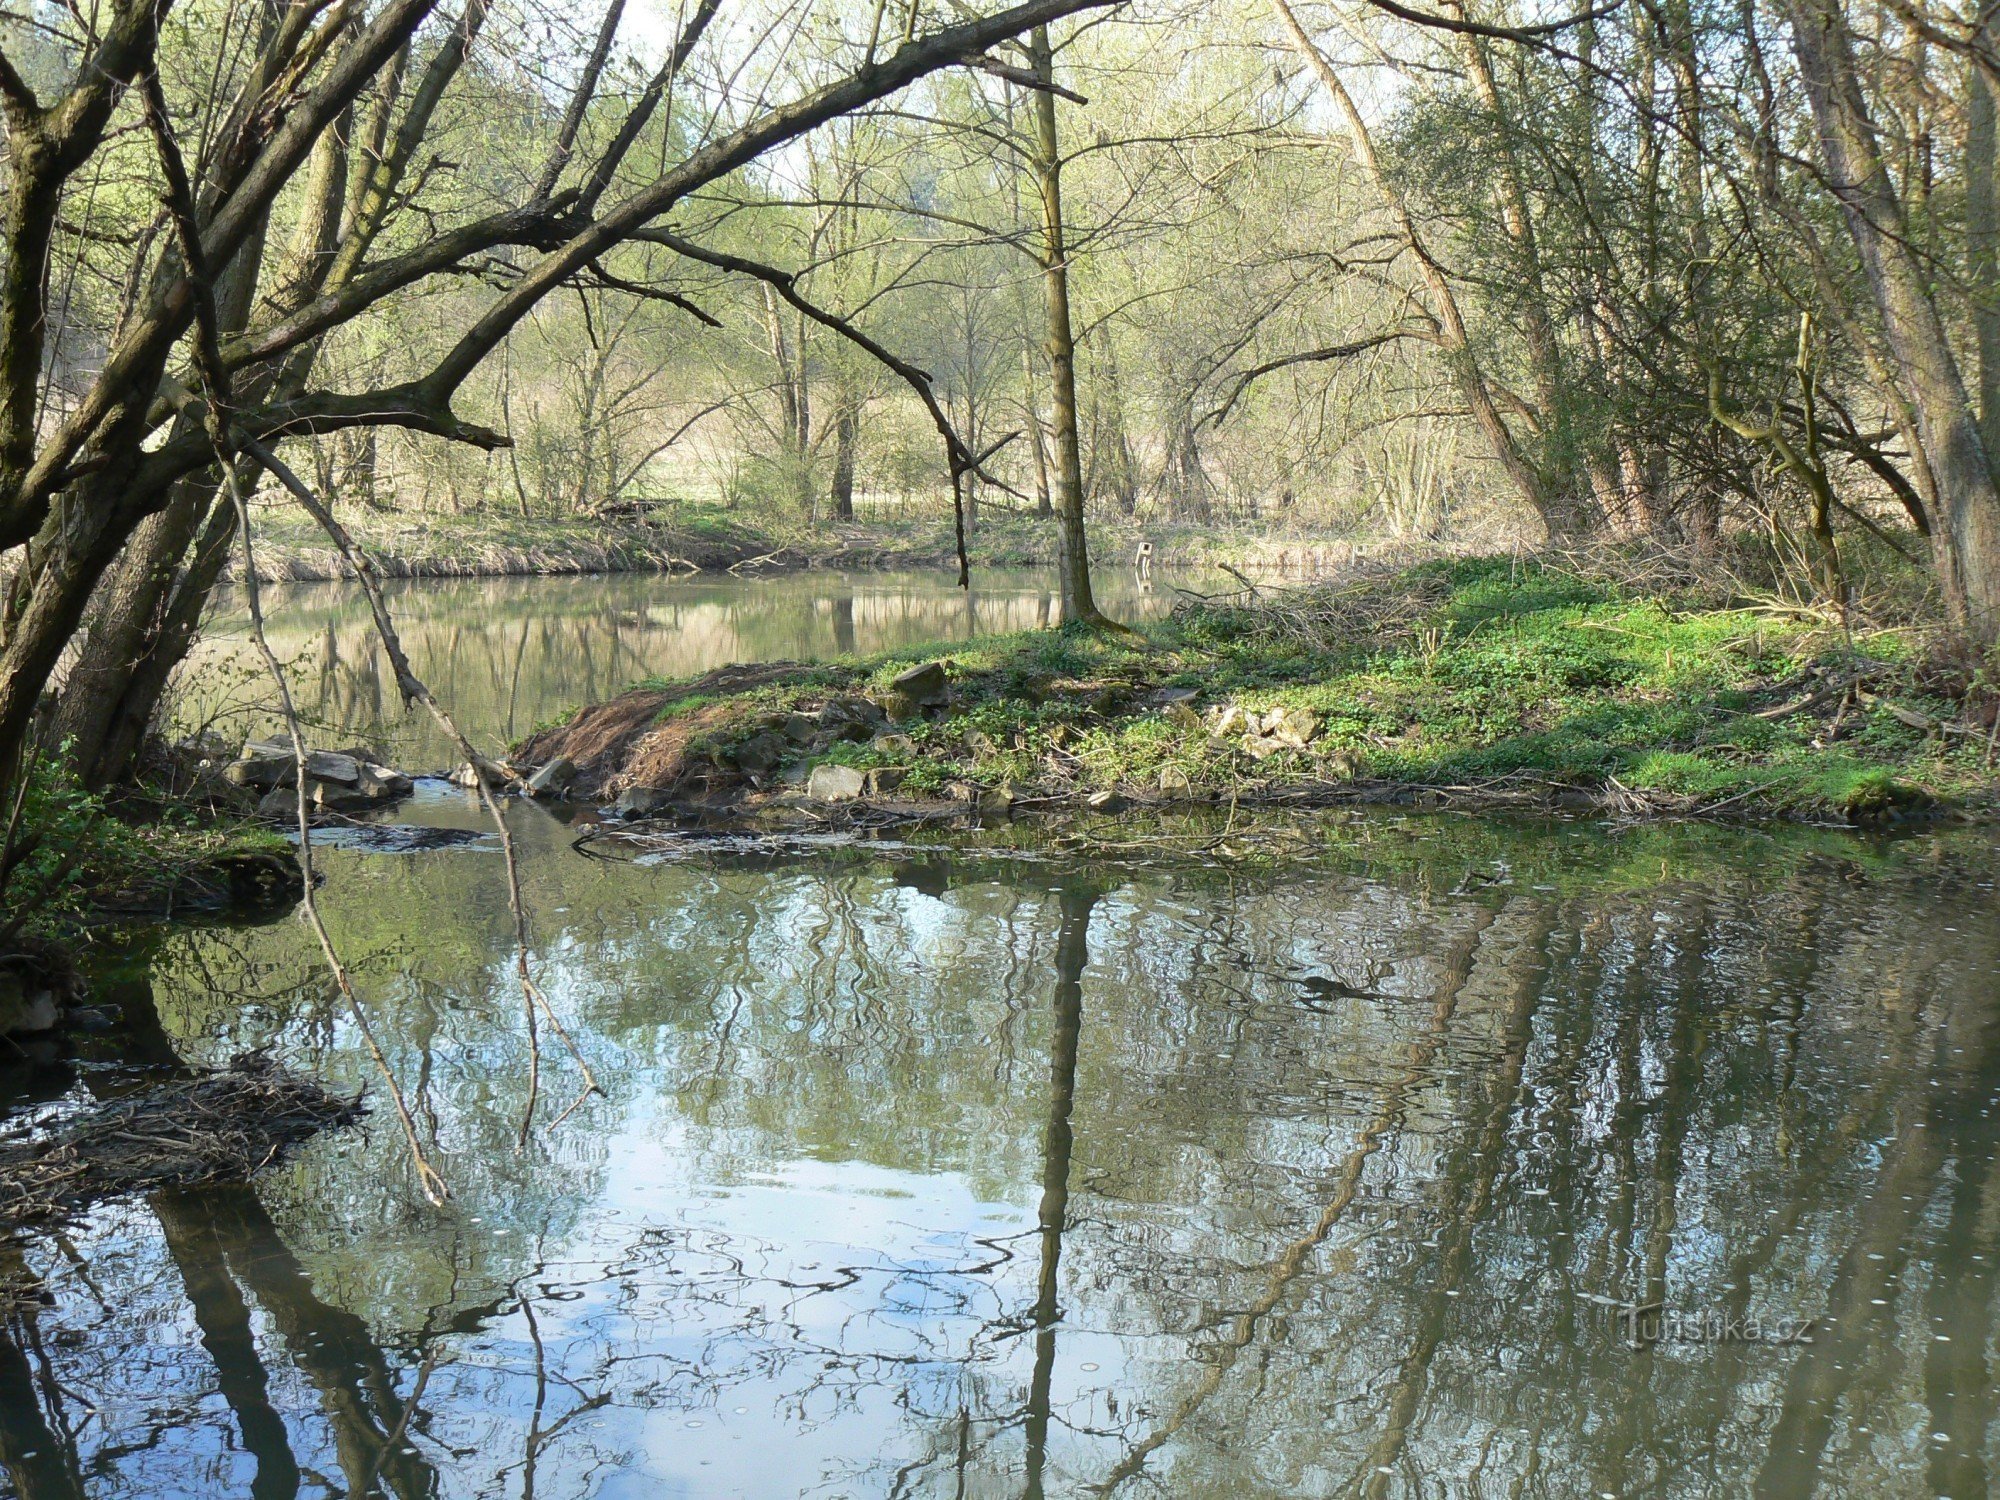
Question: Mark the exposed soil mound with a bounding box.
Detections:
[516,661,813,795]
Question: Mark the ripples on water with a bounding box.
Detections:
[3,575,1998,1498]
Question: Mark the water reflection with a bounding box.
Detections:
[6,813,2000,1496]
[178,569,1178,768]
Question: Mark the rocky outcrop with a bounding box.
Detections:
[221,738,415,817]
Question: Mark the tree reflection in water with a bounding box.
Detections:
[4,814,1999,1497]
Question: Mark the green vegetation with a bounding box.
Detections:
[0,759,296,943]
[578,555,1996,823]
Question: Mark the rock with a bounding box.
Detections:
[1087,789,1128,813]
[1152,686,1200,706]
[978,782,1026,814]
[782,712,819,744]
[0,985,59,1036]
[66,1004,118,1032]
[175,729,233,762]
[1323,747,1362,779]
[449,758,506,788]
[1269,707,1323,748]
[820,697,884,739]
[1210,704,1248,737]
[224,745,295,789]
[870,732,916,756]
[964,727,999,758]
[356,762,414,799]
[865,766,908,796]
[821,695,886,726]
[943,780,981,803]
[1158,765,1192,794]
[1164,701,1203,731]
[730,733,785,777]
[304,750,361,785]
[889,660,949,706]
[614,786,674,819]
[873,665,946,722]
[1242,733,1287,760]
[524,757,576,797]
[806,763,867,801]
[255,785,299,818]
[311,779,386,812]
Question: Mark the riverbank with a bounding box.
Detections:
[244,503,1417,582]
[516,551,1996,827]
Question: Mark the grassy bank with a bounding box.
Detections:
[518,552,1999,825]
[245,502,1405,582]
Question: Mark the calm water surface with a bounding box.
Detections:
[5,573,2000,1498]
[178,567,1183,768]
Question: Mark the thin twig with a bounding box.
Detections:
[144,70,448,1204]
[245,438,602,1143]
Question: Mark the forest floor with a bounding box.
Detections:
[516,549,1998,828]
[246,501,1406,581]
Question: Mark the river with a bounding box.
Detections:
[4,569,1999,1498]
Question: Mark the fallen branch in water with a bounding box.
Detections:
[0,1059,361,1231]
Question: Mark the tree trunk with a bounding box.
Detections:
[1273,0,1573,538]
[1970,21,2000,460]
[1786,0,2000,642]
[829,389,857,522]
[1022,343,1053,518]
[1028,25,1104,627]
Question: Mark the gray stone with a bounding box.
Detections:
[1164,701,1203,731]
[782,713,819,744]
[1158,765,1193,793]
[977,783,1018,814]
[806,763,867,801]
[256,785,300,818]
[311,779,383,812]
[1152,686,1199,706]
[820,697,884,738]
[1242,733,1287,760]
[342,762,412,802]
[964,727,998,758]
[1087,789,1129,813]
[1209,704,1248,737]
[730,733,785,776]
[224,748,295,789]
[889,660,949,706]
[614,786,674,818]
[449,759,504,788]
[0,980,59,1036]
[865,766,908,796]
[869,732,916,756]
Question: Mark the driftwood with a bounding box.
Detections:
[0,1060,361,1231]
